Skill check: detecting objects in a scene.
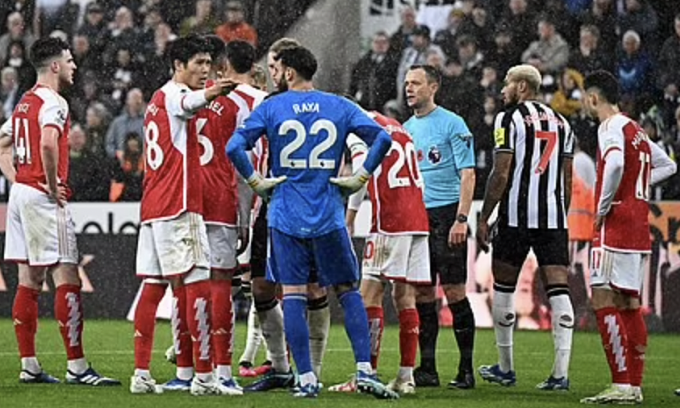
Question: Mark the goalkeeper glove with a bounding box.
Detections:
[330,167,370,196]
[247,173,287,199]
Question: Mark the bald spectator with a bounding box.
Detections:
[106,88,144,160]
[215,1,257,46]
[0,12,35,66]
[521,15,570,74]
[180,0,220,36]
[388,5,419,58]
[617,30,654,100]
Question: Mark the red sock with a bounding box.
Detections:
[620,309,647,387]
[186,280,212,374]
[13,285,40,358]
[595,307,629,385]
[366,306,384,370]
[134,282,166,369]
[211,277,233,367]
[172,285,193,370]
[399,308,419,368]
[55,284,84,360]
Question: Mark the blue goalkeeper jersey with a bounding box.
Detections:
[227,90,391,238]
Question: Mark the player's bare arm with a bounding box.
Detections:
[450,168,475,247]
[40,126,66,206]
[0,127,16,183]
[563,157,573,213]
[477,151,513,252]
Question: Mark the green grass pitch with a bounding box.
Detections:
[0,320,678,407]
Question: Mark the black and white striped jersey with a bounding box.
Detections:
[493,100,575,230]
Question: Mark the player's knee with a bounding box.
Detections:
[51,264,81,287]
[443,284,466,303]
[415,284,436,303]
[252,277,276,301]
[307,282,327,300]
[333,282,358,297]
[542,266,569,286]
[184,266,210,285]
[18,267,46,290]
[590,287,616,310]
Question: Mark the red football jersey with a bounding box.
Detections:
[141,81,203,223]
[368,113,429,235]
[9,85,70,194]
[594,114,652,253]
[198,84,267,225]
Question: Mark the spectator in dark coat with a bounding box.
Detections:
[349,31,398,112]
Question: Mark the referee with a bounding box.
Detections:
[476,64,574,390]
[403,65,477,389]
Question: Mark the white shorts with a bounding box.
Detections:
[362,234,431,284]
[136,212,210,278]
[4,183,78,266]
[590,247,647,296]
[206,224,238,271]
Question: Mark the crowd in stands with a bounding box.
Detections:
[1,0,680,201]
[350,0,680,199]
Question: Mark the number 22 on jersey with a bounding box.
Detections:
[278,119,337,169]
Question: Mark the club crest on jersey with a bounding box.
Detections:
[428,145,442,165]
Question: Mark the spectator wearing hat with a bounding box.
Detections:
[397,24,445,103]
[77,2,109,59]
[215,1,257,46]
[349,31,398,112]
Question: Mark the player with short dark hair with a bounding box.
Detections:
[579,70,675,404]
[0,36,120,387]
[130,34,238,396]
[476,64,576,390]
[403,64,477,390]
[227,45,398,400]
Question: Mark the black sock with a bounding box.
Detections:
[449,297,475,373]
[416,301,439,372]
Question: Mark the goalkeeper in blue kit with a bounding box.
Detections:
[226,45,398,399]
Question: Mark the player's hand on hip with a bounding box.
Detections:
[476,221,490,253]
[236,226,250,256]
[247,172,287,199]
[40,182,66,207]
[449,221,467,247]
[330,167,370,196]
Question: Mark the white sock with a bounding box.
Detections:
[549,293,574,379]
[299,371,317,387]
[67,358,88,375]
[196,372,213,382]
[357,362,372,374]
[492,287,515,373]
[258,302,290,373]
[176,366,193,381]
[216,365,232,379]
[398,367,413,381]
[239,304,263,364]
[134,369,150,379]
[307,304,330,379]
[21,357,41,373]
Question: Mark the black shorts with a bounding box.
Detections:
[427,203,468,286]
[250,204,268,279]
[492,225,569,268]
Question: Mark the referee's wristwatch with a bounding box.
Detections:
[456,214,468,224]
